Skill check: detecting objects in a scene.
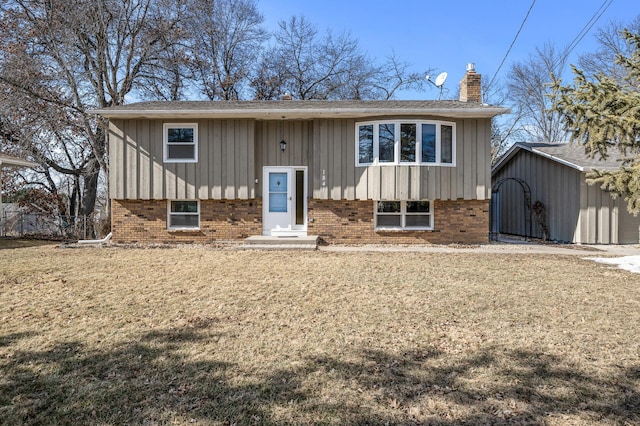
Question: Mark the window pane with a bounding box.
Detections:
[379,123,395,163]
[377,215,402,227]
[167,128,194,143]
[377,201,401,213]
[358,125,374,164]
[406,201,430,213]
[400,123,416,162]
[170,214,199,228]
[441,125,453,163]
[171,201,198,213]
[269,193,287,212]
[168,145,195,159]
[406,215,431,227]
[421,124,436,163]
[268,173,287,193]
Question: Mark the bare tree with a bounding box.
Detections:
[188,0,267,100]
[578,16,640,87]
[0,0,185,234]
[251,15,430,101]
[505,43,569,143]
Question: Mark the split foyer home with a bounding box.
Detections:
[492,142,640,244]
[93,65,509,245]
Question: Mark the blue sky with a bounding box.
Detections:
[258,0,636,100]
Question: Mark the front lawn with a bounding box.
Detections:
[1,242,639,425]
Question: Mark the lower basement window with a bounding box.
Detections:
[168,200,200,230]
[375,201,433,230]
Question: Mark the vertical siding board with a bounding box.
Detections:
[247,121,255,198]
[331,120,342,199]
[456,120,465,199]
[380,167,395,199]
[440,167,451,200]
[355,167,368,200]
[125,120,137,199]
[410,166,421,200]
[137,119,151,200]
[345,119,356,200]
[397,166,409,199]
[236,120,249,199]
[151,120,164,200]
[370,166,381,199]
[254,121,264,198]
[224,120,236,199]
[312,119,322,198]
[476,119,487,199]
[463,119,476,200]
[109,121,124,199]
[211,121,222,199]
[198,119,209,199]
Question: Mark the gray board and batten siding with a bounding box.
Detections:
[492,143,640,244]
[108,113,496,203]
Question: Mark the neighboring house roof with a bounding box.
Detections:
[91,100,510,120]
[492,142,628,175]
[0,153,37,169]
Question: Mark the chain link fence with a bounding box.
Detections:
[0,209,109,240]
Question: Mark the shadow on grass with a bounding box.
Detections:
[1,326,639,425]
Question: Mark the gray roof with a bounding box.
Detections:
[90,100,510,120]
[0,153,37,168]
[492,142,629,174]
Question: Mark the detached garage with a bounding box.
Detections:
[491,142,640,244]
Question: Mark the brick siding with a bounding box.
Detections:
[308,199,489,244]
[112,198,488,245]
[111,199,262,244]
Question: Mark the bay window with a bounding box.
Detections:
[356,120,455,166]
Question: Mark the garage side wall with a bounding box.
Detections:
[492,150,582,242]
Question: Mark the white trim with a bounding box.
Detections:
[262,166,308,236]
[167,199,200,230]
[374,200,434,231]
[356,120,456,167]
[163,123,198,163]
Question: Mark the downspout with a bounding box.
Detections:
[77,232,112,245]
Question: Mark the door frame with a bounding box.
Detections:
[262,166,308,236]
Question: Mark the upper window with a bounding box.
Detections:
[164,123,198,163]
[168,200,200,230]
[356,120,455,166]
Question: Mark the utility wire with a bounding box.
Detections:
[556,0,614,68]
[487,0,537,92]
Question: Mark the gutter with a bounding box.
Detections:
[89,107,511,120]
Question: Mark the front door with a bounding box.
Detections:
[263,167,307,236]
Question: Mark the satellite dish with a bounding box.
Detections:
[434,72,448,87]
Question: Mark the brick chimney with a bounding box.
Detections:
[459,63,482,103]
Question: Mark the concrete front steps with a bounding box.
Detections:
[240,235,319,250]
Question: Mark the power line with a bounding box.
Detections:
[556,0,614,67]
[487,0,537,92]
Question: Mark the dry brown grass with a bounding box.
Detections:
[1,240,639,425]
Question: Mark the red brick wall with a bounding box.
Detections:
[111,199,262,244]
[111,198,488,245]
[308,199,489,244]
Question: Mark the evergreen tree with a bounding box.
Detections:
[554,29,640,213]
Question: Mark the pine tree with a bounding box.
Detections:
[554,29,640,213]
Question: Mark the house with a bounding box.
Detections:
[491,142,640,244]
[92,65,509,245]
